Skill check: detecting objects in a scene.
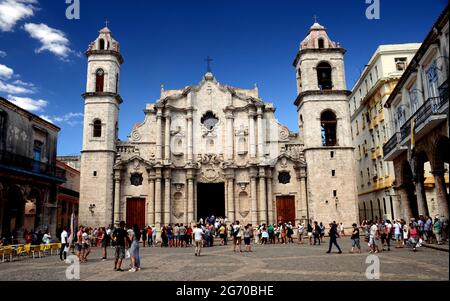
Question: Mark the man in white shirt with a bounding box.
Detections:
[193,224,205,256]
[297,223,304,244]
[394,220,402,248]
[60,227,68,262]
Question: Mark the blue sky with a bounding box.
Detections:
[0,0,447,156]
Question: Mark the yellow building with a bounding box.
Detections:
[349,44,420,222]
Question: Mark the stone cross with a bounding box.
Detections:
[205,56,213,73]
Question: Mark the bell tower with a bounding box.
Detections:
[79,25,124,228]
[293,22,358,228]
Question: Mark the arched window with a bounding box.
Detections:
[317,62,332,90]
[99,39,105,50]
[95,69,105,93]
[318,38,324,49]
[321,110,337,146]
[93,120,102,137]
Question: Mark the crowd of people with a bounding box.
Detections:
[1,214,448,270]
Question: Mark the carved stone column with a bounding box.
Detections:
[226,170,235,222]
[433,169,449,219]
[164,109,171,161]
[164,169,171,224]
[187,169,195,224]
[147,169,155,226]
[250,168,258,225]
[296,166,308,224]
[113,170,121,225]
[259,167,267,224]
[154,169,162,227]
[156,108,163,161]
[414,172,429,217]
[266,169,274,224]
[256,107,264,159]
[226,112,234,161]
[187,111,193,162]
[248,110,256,158]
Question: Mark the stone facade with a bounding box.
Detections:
[79,23,360,231]
[349,44,421,222]
[383,8,449,220]
[0,97,66,241]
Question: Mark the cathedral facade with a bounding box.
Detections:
[79,23,359,230]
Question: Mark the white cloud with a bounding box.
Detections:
[7,94,47,112]
[39,115,53,123]
[0,50,6,57]
[23,23,74,59]
[0,63,13,78]
[0,79,34,93]
[0,0,38,32]
[53,112,84,126]
[12,79,34,87]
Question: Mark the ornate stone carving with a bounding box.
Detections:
[279,126,290,141]
[131,130,141,142]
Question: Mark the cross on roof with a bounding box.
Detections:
[205,56,213,73]
[105,20,109,28]
[313,15,319,23]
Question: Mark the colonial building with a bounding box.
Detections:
[0,97,66,242]
[349,44,420,222]
[56,160,80,229]
[79,23,359,230]
[383,7,449,220]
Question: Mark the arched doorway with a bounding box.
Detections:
[1,186,25,238]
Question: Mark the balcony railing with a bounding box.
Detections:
[439,79,448,101]
[383,132,401,156]
[0,149,66,182]
[400,95,448,141]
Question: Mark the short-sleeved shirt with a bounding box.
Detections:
[193,228,204,241]
[351,228,360,239]
[113,228,128,247]
[179,226,186,236]
[61,231,68,244]
[394,223,402,235]
[233,225,242,238]
[370,225,378,237]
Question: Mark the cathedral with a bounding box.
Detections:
[79,23,359,230]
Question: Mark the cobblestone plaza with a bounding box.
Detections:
[0,240,447,281]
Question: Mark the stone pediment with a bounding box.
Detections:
[114,155,153,170]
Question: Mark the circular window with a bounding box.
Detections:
[201,111,219,130]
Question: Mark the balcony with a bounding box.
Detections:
[383,132,407,161]
[0,149,66,183]
[399,94,448,144]
[371,148,377,160]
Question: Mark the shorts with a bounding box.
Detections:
[395,233,402,241]
[168,234,173,241]
[351,238,361,248]
[307,232,313,237]
[101,240,109,248]
[115,246,125,259]
[174,235,179,240]
[369,236,377,246]
[244,237,251,245]
[82,243,90,250]
[180,235,186,242]
[220,234,226,240]
[76,243,82,252]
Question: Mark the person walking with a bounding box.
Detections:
[60,227,68,262]
[297,223,304,244]
[350,223,361,253]
[433,217,442,245]
[112,221,128,272]
[326,222,342,254]
[394,219,403,248]
[193,224,204,256]
[147,226,153,247]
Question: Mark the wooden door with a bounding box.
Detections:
[276,196,296,224]
[126,198,145,229]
